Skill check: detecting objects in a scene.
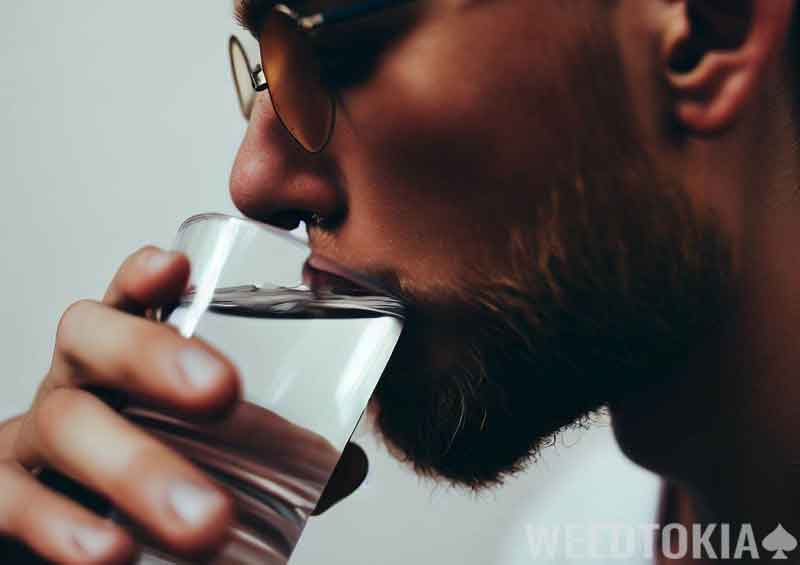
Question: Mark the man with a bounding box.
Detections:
[0,0,797,562]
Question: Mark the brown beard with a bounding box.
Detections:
[369,11,737,490]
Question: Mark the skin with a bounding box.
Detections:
[1,0,799,562]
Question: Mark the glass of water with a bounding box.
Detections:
[125,213,405,564]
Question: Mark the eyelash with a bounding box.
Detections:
[314,17,407,91]
[317,45,383,90]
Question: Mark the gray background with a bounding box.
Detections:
[0,3,660,563]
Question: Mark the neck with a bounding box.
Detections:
[612,79,800,553]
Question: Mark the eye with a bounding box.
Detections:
[316,40,385,89]
[313,3,421,90]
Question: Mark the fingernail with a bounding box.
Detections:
[72,525,115,557]
[177,347,224,389]
[168,482,225,527]
[146,250,174,273]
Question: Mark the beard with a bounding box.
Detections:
[372,175,735,489]
[368,13,737,490]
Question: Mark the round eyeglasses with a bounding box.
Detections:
[229,10,334,153]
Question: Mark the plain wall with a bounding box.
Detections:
[0,3,661,564]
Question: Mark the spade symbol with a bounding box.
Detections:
[762,524,798,559]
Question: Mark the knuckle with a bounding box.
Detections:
[0,464,26,531]
[56,300,96,352]
[0,462,19,496]
[11,487,40,534]
[106,442,159,496]
[34,388,88,453]
[127,440,168,478]
[117,246,161,281]
[130,245,161,264]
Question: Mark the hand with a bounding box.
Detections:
[0,246,241,563]
[0,246,368,564]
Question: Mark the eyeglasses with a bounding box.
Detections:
[229,0,415,153]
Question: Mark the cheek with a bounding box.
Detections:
[352,19,514,173]
[330,1,621,288]
[344,2,586,201]
[335,6,585,274]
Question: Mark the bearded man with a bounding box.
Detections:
[0,1,797,563]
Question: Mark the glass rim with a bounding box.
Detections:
[178,212,309,248]
[177,213,401,300]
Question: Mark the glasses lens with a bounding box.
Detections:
[229,36,256,120]
[261,9,335,152]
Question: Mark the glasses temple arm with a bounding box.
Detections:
[304,0,416,28]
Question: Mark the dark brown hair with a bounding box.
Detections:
[791,4,800,115]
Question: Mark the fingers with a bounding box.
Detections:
[0,462,135,564]
[103,246,190,314]
[0,416,23,460]
[49,299,240,416]
[312,442,369,516]
[17,388,233,557]
[1,245,239,562]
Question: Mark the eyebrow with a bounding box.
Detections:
[235,0,279,37]
[236,0,417,38]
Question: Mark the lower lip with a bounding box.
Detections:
[305,255,391,296]
[303,259,366,295]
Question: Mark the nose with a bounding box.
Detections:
[229,92,344,230]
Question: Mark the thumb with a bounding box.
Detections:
[312,442,368,516]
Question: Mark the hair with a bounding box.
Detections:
[792,5,800,113]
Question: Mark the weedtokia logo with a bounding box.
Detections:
[763,525,797,559]
[525,522,798,561]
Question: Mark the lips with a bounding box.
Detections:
[303,254,399,298]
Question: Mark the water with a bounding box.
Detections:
[189,284,405,319]
[1,286,403,564]
[126,285,405,565]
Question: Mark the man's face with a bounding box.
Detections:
[231,0,734,487]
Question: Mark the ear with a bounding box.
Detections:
[662,0,795,134]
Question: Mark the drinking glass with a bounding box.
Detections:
[20,213,404,565]
[131,213,405,564]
